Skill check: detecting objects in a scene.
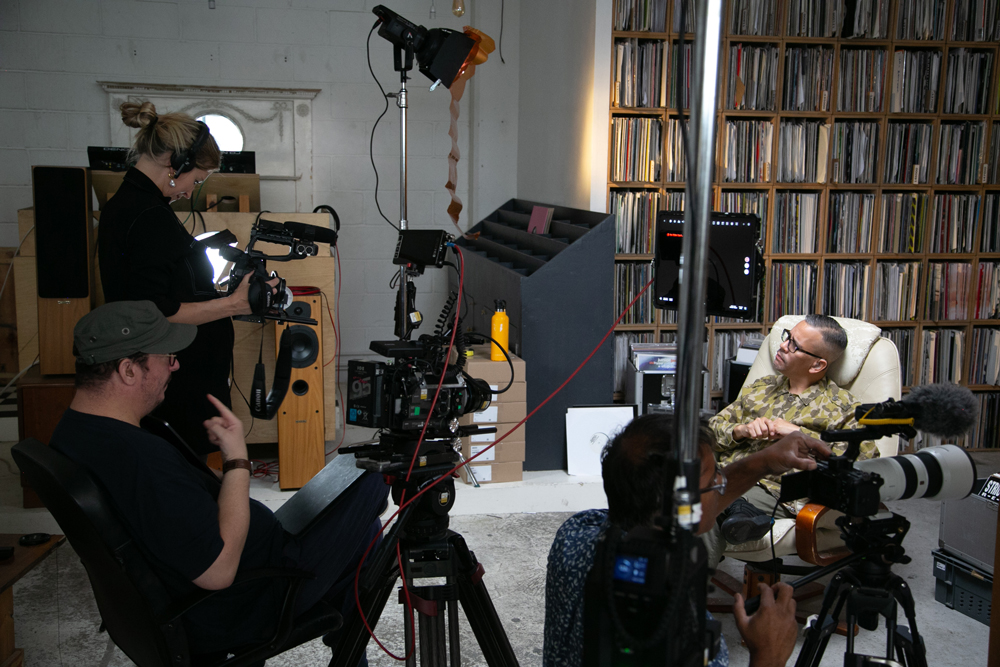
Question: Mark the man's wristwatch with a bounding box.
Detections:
[222,458,253,474]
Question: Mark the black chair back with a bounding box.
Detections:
[12,439,192,667]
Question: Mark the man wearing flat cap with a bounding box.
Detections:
[49,301,388,658]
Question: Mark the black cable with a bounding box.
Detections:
[498,0,505,64]
[367,20,400,231]
[230,353,256,438]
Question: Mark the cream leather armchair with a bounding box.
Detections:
[721,314,903,563]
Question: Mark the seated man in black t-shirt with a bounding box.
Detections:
[51,300,389,657]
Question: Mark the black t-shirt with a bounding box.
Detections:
[98,168,234,455]
[50,409,287,653]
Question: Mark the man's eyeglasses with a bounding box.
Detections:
[781,328,824,360]
[700,464,727,496]
[150,353,177,365]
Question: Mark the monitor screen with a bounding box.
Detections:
[654,211,761,319]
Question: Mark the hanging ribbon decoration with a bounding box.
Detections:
[445,28,495,236]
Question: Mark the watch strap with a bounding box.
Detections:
[222,458,253,474]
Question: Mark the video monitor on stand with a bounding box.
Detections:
[653,210,763,321]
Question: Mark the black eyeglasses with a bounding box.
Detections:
[781,328,824,360]
[150,353,177,365]
[699,464,727,496]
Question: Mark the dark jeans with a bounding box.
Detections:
[283,471,389,620]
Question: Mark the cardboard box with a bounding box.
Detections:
[459,402,526,425]
[463,421,525,445]
[461,440,526,464]
[459,461,523,484]
[463,344,525,384]
[488,381,525,403]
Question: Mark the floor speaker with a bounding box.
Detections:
[276,297,325,490]
[32,166,94,375]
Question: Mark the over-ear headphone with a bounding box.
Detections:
[170,121,210,177]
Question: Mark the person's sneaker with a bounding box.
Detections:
[717,497,773,545]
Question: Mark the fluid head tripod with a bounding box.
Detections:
[793,511,927,667]
[329,435,519,667]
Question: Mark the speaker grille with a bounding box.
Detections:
[288,325,319,368]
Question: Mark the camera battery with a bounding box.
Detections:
[346,360,387,428]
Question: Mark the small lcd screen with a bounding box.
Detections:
[613,555,649,585]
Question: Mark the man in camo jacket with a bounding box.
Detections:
[704,314,877,566]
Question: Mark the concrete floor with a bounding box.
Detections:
[0,434,993,666]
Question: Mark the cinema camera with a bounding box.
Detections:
[209,214,340,325]
[344,230,501,477]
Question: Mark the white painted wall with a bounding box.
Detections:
[0,0,520,361]
[517,0,602,211]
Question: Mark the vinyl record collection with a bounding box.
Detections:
[772,191,818,252]
[726,43,778,110]
[924,262,972,320]
[614,39,667,108]
[831,121,879,184]
[777,119,827,183]
[879,192,928,253]
[875,262,922,322]
[722,119,773,183]
[827,191,875,252]
[920,328,964,383]
[895,0,945,40]
[928,193,979,253]
[837,48,887,112]
[768,261,816,321]
[728,0,777,35]
[890,50,941,113]
[821,261,870,320]
[936,121,985,185]
[782,45,834,112]
[881,328,914,386]
[883,123,932,185]
[942,49,994,114]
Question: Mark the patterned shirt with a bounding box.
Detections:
[708,375,878,493]
[543,510,728,667]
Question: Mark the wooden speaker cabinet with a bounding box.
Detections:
[275,297,325,490]
[17,368,76,508]
[31,166,94,375]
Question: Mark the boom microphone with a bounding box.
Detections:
[283,220,339,246]
[856,383,979,437]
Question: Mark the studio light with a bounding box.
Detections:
[372,5,480,89]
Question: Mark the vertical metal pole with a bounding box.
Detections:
[397,72,410,338]
[676,0,723,466]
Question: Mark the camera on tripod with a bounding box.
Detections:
[778,387,979,517]
[347,335,493,439]
[211,216,339,325]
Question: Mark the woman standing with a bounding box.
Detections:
[99,101,253,456]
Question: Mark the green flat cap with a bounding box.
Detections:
[74,301,197,365]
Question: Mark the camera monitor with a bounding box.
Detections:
[654,211,761,320]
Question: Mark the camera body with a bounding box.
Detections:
[779,455,885,517]
[219,217,337,324]
[347,333,492,437]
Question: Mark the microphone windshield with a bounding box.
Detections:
[901,384,978,437]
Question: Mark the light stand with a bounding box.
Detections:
[392,44,413,339]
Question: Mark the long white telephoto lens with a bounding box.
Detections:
[855,445,977,503]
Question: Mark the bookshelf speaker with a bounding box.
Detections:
[32,166,94,375]
[276,297,325,490]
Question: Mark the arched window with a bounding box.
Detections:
[197,113,244,151]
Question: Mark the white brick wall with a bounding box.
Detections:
[0,0,523,363]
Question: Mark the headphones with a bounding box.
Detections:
[170,121,210,177]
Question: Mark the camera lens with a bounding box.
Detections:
[855,444,977,503]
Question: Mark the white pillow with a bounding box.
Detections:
[768,315,881,387]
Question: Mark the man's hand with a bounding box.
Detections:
[771,418,800,437]
[734,583,799,667]
[735,417,778,441]
[203,394,248,462]
[757,432,832,476]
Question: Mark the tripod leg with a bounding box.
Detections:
[889,576,928,667]
[450,534,520,667]
[795,572,853,667]
[448,597,461,667]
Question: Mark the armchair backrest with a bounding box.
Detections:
[742,316,903,457]
[11,439,190,667]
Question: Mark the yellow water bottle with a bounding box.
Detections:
[490,299,509,361]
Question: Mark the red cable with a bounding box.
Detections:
[351,271,654,657]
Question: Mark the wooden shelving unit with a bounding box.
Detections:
[608,0,1000,449]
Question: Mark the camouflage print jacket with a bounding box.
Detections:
[708,375,878,494]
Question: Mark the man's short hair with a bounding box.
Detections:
[74,353,149,390]
[601,414,713,530]
[804,314,848,360]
